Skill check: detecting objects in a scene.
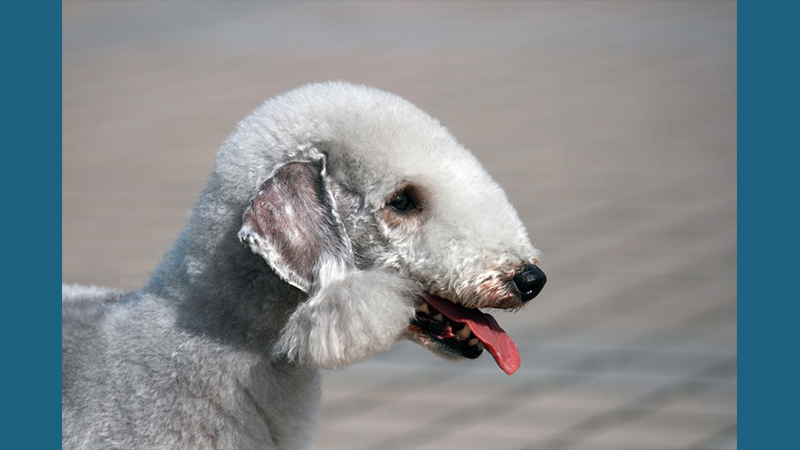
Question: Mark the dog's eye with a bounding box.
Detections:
[388,192,415,212]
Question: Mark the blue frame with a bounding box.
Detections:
[9,0,785,447]
[4,2,60,448]
[739,0,796,449]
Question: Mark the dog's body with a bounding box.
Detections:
[62,82,545,449]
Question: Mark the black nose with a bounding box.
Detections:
[513,264,547,302]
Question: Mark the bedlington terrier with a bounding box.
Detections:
[62,81,546,449]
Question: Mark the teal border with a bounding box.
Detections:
[740,1,795,449]
[47,1,775,448]
[5,1,60,448]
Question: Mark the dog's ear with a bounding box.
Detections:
[238,157,354,293]
[239,156,415,368]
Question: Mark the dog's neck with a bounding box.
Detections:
[142,189,308,353]
[131,196,322,449]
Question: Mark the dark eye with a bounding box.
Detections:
[388,191,415,212]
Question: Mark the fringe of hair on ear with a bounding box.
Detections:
[273,261,416,369]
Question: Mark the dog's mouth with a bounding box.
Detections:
[407,294,520,375]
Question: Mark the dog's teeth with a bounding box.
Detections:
[432,314,444,322]
[476,342,484,351]
[416,303,430,315]
[456,326,471,340]
[468,338,480,346]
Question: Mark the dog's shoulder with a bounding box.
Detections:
[62,284,128,369]
[62,283,126,303]
[62,284,127,324]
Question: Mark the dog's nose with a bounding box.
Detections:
[513,264,547,302]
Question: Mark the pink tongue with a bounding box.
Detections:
[424,296,521,375]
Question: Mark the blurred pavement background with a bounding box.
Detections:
[62,1,737,449]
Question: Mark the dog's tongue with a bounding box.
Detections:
[424,296,520,375]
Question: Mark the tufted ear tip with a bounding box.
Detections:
[272,268,417,368]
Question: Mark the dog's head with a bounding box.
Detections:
[235,82,545,373]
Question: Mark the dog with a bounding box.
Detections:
[62,81,546,449]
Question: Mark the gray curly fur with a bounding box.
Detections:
[62,82,541,449]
